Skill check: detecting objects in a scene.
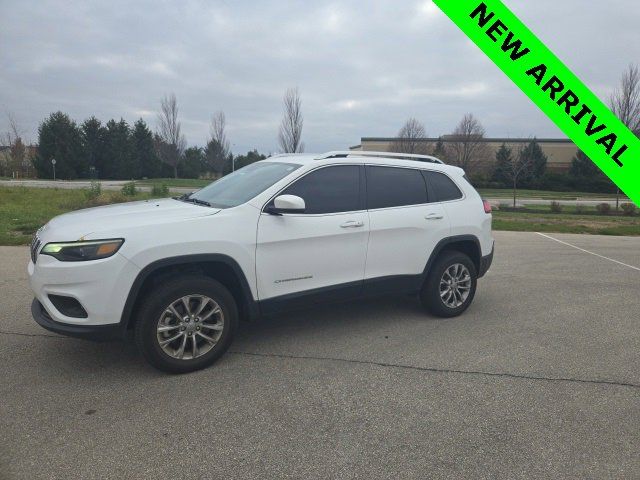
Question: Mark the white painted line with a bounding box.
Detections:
[536,232,640,272]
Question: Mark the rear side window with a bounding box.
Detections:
[423,171,463,202]
[366,166,428,209]
[281,165,361,214]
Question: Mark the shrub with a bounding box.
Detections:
[84,181,101,200]
[596,203,611,215]
[151,183,169,197]
[531,172,573,192]
[550,201,563,213]
[86,191,128,207]
[121,181,137,196]
[621,203,637,216]
[575,204,586,214]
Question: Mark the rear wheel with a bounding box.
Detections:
[420,251,477,318]
[134,275,238,373]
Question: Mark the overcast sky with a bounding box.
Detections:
[1,0,639,154]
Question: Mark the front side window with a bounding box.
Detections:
[279,165,361,214]
[366,166,428,209]
[423,171,463,202]
[189,162,300,208]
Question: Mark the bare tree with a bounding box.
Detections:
[445,113,490,174]
[156,93,186,178]
[278,87,304,153]
[496,142,532,208]
[609,64,640,209]
[1,113,28,178]
[205,111,231,175]
[390,118,428,154]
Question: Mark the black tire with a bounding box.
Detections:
[134,275,238,373]
[420,250,477,318]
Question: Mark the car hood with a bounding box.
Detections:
[40,198,220,241]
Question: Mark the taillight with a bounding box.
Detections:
[482,199,492,214]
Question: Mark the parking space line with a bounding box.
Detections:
[536,232,640,271]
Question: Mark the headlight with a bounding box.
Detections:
[41,239,124,262]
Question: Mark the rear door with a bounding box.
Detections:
[363,165,450,293]
[256,165,369,305]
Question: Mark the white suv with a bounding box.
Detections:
[29,151,494,373]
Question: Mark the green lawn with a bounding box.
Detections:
[493,210,640,236]
[0,187,162,245]
[478,188,628,200]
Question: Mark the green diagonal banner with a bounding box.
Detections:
[433,0,639,206]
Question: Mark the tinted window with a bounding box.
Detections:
[366,166,427,209]
[191,162,300,208]
[424,171,463,202]
[281,165,360,214]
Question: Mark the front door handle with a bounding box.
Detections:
[340,220,364,228]
[425,213,444,220]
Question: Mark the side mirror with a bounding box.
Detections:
[266,194,306,215]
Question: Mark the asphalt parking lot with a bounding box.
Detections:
[0,231,639,479]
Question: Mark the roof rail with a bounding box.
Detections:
[316,150,444,164]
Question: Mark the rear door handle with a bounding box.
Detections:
[425,213,444,220]
[340,220,364,228]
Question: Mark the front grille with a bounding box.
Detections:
[30,232,42,264]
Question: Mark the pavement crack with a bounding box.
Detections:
[229,350,640,390]
[0,329,61,339]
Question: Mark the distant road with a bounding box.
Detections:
[0,179,631,206]
[0,179,194,195]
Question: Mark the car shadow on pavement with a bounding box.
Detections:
[234,294,438,346]
[25,294,451,377]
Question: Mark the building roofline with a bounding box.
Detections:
[361,137,574,144]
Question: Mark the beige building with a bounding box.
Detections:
[350,137,578,173]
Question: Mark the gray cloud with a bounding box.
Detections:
[1,0,638,153]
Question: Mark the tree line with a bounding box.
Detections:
[31,107,256,180]
[4,87,305,180]
[391,112,617,201]
[391,64,640,202]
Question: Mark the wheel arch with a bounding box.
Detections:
[422,235,482,282]
[120,254,259,331]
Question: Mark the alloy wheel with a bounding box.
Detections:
[439,263,472,308]
[156,295,224,360]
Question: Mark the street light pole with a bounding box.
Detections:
[51,158,57,181]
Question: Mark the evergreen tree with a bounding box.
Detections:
[33,112,85,179]
[132,119,161,178]
[81,117,106,178]
[230,150,266,173]
[432,137,447,161]
[570,150,600,177]
[520,138,547,184]
[492,143,513,185]
[204,138,230,176]
[103,119,135,179]
[568,150,614,193]
[179,147,206,178]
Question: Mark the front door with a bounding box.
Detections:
[256,165,368,310]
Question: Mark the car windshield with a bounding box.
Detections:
[187,161,300,208]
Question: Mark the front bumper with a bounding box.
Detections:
[478,242,494,278]
[28,251,139,327]
[31,299,123,341]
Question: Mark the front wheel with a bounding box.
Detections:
[420,251,477,318]
[134,275,238,373]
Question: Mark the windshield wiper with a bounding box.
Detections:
[173,192,213,207]
[174,192,212,207]
[188,198,212,207]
